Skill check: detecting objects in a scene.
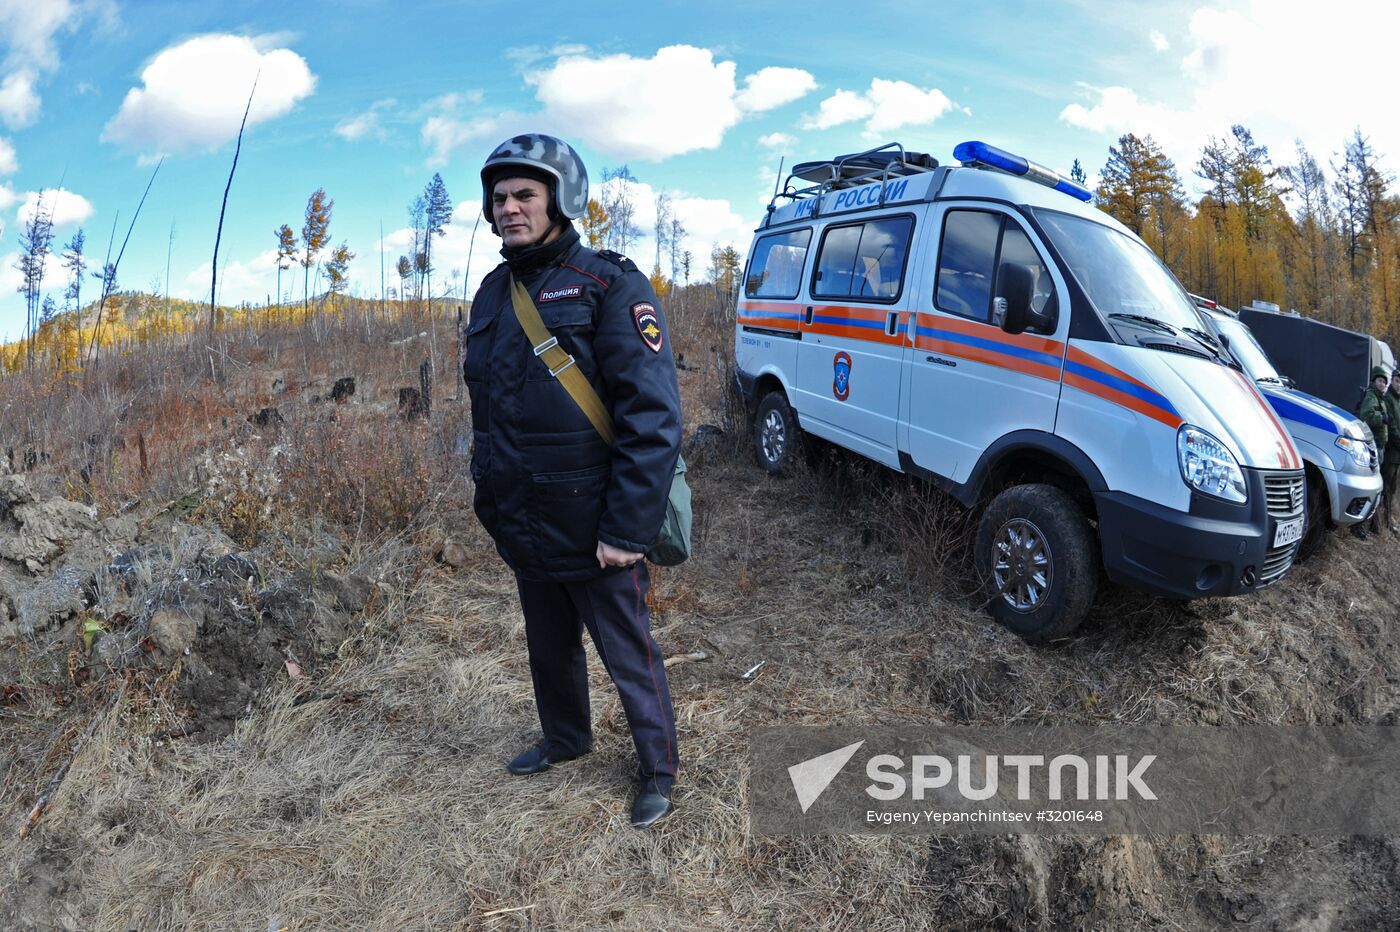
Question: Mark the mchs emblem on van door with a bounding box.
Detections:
[833,352,852,401]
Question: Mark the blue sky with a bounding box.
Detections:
[1,0,1395,341]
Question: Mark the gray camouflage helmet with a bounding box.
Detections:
[481,133,589,231]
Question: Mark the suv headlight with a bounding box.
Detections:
[1336,429,1376,470]
[1177,425,1248,502]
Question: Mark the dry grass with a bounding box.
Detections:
[5,292,1400,929]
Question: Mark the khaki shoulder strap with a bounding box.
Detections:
[509,275,616,445]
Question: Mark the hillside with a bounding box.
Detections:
[3,296,1399,930]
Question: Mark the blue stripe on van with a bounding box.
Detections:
[1264,391,1341,434]
[1063,359,1180,416]
[811,314,885,329]
[914,325,1064,370]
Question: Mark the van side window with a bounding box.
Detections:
[937,211,1055,323]
[812,216,913,302]
[997,226,1057,320]
[936,210,1000,320]
[745,228,812,299]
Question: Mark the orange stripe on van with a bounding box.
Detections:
[1227,368,1299,468]
[1063,371,1184,429]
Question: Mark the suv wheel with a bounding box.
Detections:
[1295,473,1328,562]
[754,391,801,475]
[975,483,1099,642]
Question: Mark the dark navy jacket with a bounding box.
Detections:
[464,231,682,581]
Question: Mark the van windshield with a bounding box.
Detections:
[1211,313,1285,383]
[1034,210,1205,334]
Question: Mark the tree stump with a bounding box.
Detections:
[248,407,285,428]
[398,388,428,420]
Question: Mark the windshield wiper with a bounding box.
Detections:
[1108,313,1178,334]
[1180,326,1228,360]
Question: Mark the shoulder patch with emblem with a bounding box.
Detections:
[633,303,663,352]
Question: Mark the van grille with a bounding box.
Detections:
[1259,470,1305,585]
[1264,472,1305,518]
[1259,542,1296,584]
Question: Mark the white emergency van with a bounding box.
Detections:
[734,141,1307,640]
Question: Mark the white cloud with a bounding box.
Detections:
[422,111,524,167]
[864,79,957,134]
[0,71,39,127]
[335,98,395,142]
[802,89,872,131]
[422,49,813,165]
[103,34,317,154]
[0,136,16,174]
[16,187,93,228]
[758,132,796,150]
[0,1,85,69]
[1149,29,1169,52]
[183,248,285,305]
[802,79,960,137]
[735,67,816,113]
[530,45,741,161]
[0,0,115,129]
[1058,0,1400,192]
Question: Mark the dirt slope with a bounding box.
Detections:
[5,418,1400,929]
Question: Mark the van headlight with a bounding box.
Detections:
[1177,425,1248,503]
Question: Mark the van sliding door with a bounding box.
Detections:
[793,211,924,468]
[901,205,1068,483]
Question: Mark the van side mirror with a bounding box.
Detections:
[993,262,1054,335]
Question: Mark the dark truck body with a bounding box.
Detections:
[1238,306,1389,413]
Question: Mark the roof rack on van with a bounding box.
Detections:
[767,141,939,220]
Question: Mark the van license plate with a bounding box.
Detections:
[1273,517,1304,547]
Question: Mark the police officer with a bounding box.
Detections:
[463,134,682,828]
[1358,365,1390,538]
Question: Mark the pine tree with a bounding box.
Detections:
[422,173,452,315]
[275,223,297,305]
[326,242,355,302]
[301,188,333,314]
[1095,133,1187,264]
[580,199,611,249]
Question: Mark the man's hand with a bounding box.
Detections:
[597,541,644,569]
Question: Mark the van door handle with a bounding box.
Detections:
[805,306,814,325]
[886,311,899,336]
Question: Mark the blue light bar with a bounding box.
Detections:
[952,140,1093,202]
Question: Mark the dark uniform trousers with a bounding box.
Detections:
[516,564,678,795]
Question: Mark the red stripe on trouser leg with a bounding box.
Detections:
[636,566,676,781]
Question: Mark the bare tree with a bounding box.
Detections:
[15,190,55,369]
[668,215,687,283]
[211,79,258,344]
[601,165,641,254]
[653,191,672,275]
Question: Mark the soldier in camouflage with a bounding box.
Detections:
[1358,365,1391,537]
[1383,371,1400,532]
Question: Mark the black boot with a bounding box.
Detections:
[630,786,674,828]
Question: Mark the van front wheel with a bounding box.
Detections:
[754,391,801,475]
[975,484,1099,642]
